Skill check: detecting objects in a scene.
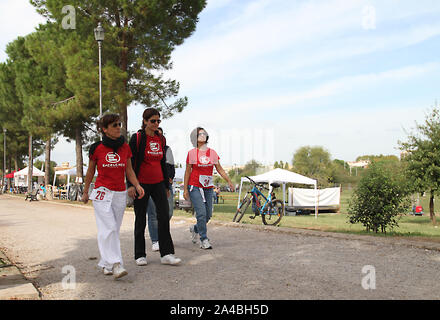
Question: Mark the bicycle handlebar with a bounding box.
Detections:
[245,176,269,190]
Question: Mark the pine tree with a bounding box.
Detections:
[31,0,207,138]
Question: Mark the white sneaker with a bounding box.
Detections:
[152,242,159,252]
[102,267,113,275]
[135,257,148,266]
[189,226,197,244]
[160,254,182,265]
[200,239,212,250]
[112,263,128,279]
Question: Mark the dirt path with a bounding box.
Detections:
[1,195,439,300]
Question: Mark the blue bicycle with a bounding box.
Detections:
[233,176,284,226]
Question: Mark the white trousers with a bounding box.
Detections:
[93,190,127,270]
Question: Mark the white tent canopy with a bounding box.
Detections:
[53,166,90,186]
[14,166,45,187]
[238,168,319,218]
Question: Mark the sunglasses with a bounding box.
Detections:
[111,122,122,128]
[149,119,162,124]
[198,132,207,136]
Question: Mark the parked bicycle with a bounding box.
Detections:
[233,176,284,226]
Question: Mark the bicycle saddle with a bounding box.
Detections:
[270,182,280,188]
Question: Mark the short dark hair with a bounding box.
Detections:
[97,113,120,134]
[141,108,161,130]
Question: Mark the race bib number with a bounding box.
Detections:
[199,175,214,188]
[90,187,114,211]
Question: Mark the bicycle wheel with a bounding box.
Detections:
[233,195,251,223]
[262,199,284,226]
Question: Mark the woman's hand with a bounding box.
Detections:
[135,185,145,199]
[228,182,235,192]
[81,192,89,204]
[183,189,190,201]
[127,186,136,198]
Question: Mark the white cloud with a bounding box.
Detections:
[0,0,46,62]
[272,103,430,163]
[181,62,440,123]
[169,0,440,94]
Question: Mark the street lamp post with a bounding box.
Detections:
[3,128,6,193]
[94,22,105,118]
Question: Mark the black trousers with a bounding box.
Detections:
[134,182,174,258]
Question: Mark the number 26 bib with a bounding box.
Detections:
[90,186,114,211]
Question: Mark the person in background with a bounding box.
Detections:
[146,127,175,252]
[39,184,47,199]
[213,186,220,204]
[183,127,234,249]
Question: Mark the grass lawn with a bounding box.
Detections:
[10,188,440,241]
[173,189,440,242]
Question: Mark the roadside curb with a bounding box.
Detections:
[0,250,40,300]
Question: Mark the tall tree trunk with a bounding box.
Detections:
[7,156,11,190]
[429,190,437,225]
[13,154,18,171]
[44,137,51,186]
[75,127,84,182]
[27,135,33,192]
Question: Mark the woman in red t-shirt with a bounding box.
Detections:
[184,127,234,249]
[82,113,144,279]
[127,108,181,266]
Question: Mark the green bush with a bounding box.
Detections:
[347,161,410,233]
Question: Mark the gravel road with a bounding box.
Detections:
[1,195,439,300]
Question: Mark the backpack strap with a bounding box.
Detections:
[136,131,141,152]
[89,141,102,158]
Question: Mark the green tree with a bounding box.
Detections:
[348,161,410,233]
[399,107,440,225]
[242,160,263,177]
[291,146,332,186]
[5,36,49,190]
[24,24,72,185]
[0,62,30,172]
[31,0,207,138]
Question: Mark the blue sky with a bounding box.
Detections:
[1,0,440,168]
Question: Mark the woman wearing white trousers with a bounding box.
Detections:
[82,114,145,279]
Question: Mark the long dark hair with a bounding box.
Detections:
[141,108,161,130]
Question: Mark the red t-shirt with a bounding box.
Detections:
[186,148,219,189]
[138,134,164,184]
[90,143,132,191]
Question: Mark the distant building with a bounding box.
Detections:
[54,162,73,172]
[347,160,370,175]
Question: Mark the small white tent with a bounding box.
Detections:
[238,168,319,218]
[14,166,45,187]
[53,166,91,186]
